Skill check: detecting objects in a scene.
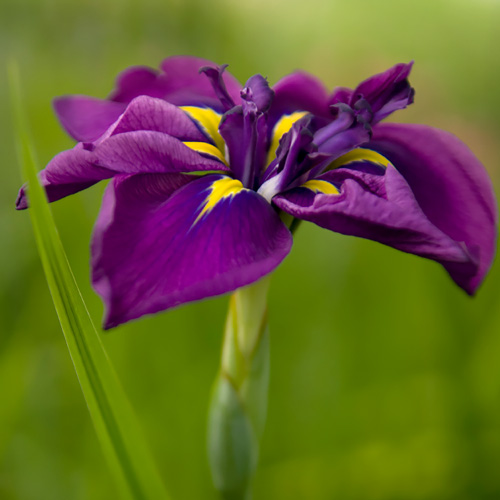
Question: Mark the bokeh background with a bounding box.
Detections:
[1,0,500,498]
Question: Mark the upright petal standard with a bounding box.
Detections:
[18,56,497,327]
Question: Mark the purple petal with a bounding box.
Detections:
[16,146,113,209]
[159,56,242,111]
[241,74,275,113]
[259,119,317,198]
[54,57,242,142]
[369,123,498,293]
[53,96,126,142]
[314,107,371,158]
[109,66,170,103]
[107,96,207,142]
[199,64,238,110]
[92,174,292,328]
[274,164,480,289]
[271,71,330,123]
[94,130,229,174]
[219,107,246,181]
[330,62,415,123]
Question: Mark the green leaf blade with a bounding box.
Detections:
[9,61,171,500]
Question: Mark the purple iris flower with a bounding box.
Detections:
[17,56,497,328]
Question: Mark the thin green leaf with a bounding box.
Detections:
[8,61,171,500]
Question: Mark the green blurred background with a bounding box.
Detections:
[1,0,500,498]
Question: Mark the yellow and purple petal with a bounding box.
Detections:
[17,99,227,209]
[273,161,484,292]
[92,174,292,328]
[271,71,330,125]
[106,96,209,142]
[93,130,229,174]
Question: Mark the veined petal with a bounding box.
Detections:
[16,146,114,209]
[107,96,208,142]
[180,106,225,152]
[92,174,292,328]
[274,165,479,288]
[369,123,498,293]
[94,130,229,174]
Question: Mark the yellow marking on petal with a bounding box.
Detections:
[183,141,228,165]
[266,111,308,166]
[301,179,339,195]
[195,177,246,223]
[328,148,392,170]
[180,106,225,153]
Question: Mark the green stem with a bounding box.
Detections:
[207,276,271,500]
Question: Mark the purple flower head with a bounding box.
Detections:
[17,57,497,328]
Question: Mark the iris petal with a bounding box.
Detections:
[53,96,126,142]
[16,146,113,209]
[300,179,340,195]
[159,56,243,110]
[195,177,246,222]
[369,123,497,293]
[107,96,208,142]
[182,142,228,165]
[274,164,478,288]
[93,130,229,174]
[266,111,308,166]
[328,148,392,170]
[92,174,292,328]
[180,106,225,152]
[270,71,331,128]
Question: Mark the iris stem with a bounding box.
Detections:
[207,276,271,500]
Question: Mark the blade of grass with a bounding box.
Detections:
[8,61,171,500]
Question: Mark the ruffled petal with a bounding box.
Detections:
[53,96,126,142]
[16,145,113,209]
[274,164,480,291]
[106,95,208,141]
[369,123,498,293]
[93,130,229,174]
[92,173,292,328]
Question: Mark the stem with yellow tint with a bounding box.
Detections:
[207,276,271,500]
